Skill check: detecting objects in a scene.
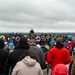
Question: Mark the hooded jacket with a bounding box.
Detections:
[11,56,43,75]
[5,37,30,75]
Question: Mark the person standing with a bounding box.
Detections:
[5,37,30,75]
[0,38,8,75]
[29,42,46,70]
[69,48,75,75]
[46,37,71,73]
[11,50,43,75]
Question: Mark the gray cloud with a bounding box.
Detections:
[0,0,75,32]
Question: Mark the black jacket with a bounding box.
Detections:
[0,49,8,73]
[5,49,28,75]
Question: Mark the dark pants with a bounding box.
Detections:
[70,50,72,56]
[69,61,73,75]
[0,73,5,75]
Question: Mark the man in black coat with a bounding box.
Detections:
[5,37,30,75]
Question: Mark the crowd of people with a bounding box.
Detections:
[0,30,75,75]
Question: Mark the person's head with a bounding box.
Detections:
[30,29,34,33]
[19,50,35,61]
[15,37,30,50]
[52,64,68,75]
[55,37,64,48]
[0,38,4,48]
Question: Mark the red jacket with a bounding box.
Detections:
[46,47,71,71]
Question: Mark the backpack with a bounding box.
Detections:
[41,46,48,54]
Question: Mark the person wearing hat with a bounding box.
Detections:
[52,64,68,75]
[46,37,71,74]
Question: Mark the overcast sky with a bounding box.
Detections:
[0,0,75,33]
